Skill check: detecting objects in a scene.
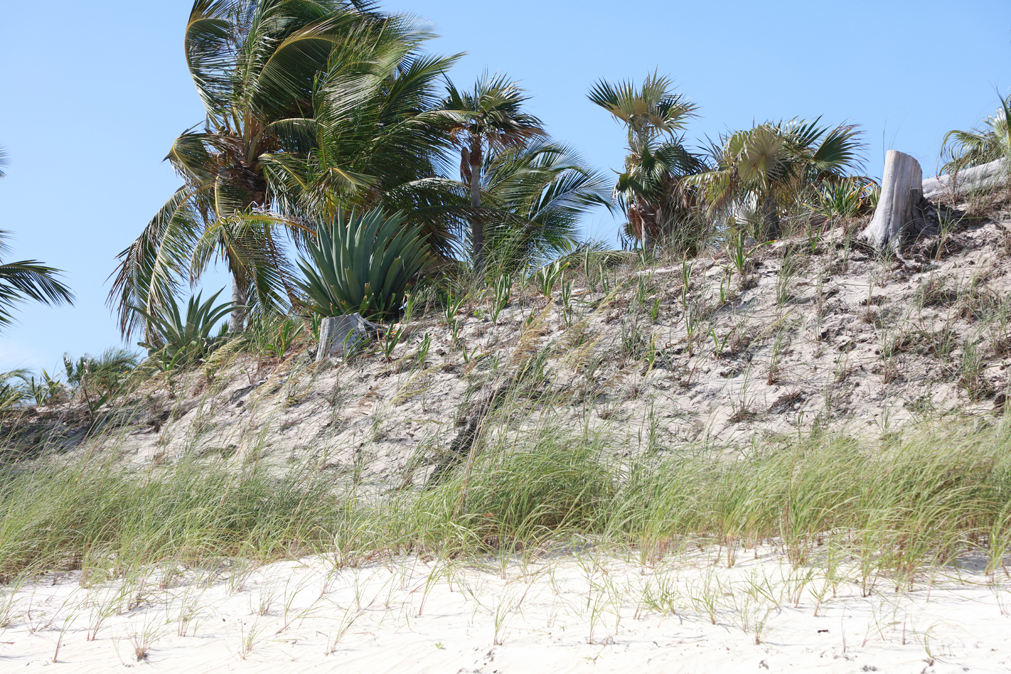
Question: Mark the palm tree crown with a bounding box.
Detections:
[480,140,611,273]
[442,72,546,273]
[588,73,703,252]
[262,25,464,258]
[942,92,1011,174]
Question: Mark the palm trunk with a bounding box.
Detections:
[230,275,248,333]
[638,197,654,254]
[469,141,484,275]
[761,193,780,241]
[634,129,655,255]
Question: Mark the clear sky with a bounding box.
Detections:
[0,0,1008,374]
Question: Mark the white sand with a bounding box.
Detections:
[2,548,1010,673]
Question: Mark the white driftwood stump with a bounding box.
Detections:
[861,150,924,250]
[316,314,375,361]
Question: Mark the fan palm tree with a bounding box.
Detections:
[442,72,546,273]
[942,92,1011,174]
[480,140,612,273]
[109,0,390,340]
[691,118,865,240]
[0,230,74,332]
[588,72,704,253]
[262,24,464,258]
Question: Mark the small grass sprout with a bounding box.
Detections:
[534,260,567,299]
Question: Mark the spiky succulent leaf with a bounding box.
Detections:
[297,208,430,320]
[133,289,233,363]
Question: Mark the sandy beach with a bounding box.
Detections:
[3,547,1009,673]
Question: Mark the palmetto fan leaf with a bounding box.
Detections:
[809,123,864,176]
[691,117,866,240]
[942,92,1011,174]
[588,72,698,149]
[297,208,431,320]
[589,73,704,252]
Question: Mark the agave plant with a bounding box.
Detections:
[134,290,234,366]
[297,208,431,321]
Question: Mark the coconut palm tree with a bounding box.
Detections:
[691,118,865,240]
[261,25,465,258]
[0,145,7,178]
[942,92,1011,173]
[588,72,704,253]
[0,230,74,332]
[442,72,546,274]
[109,0,391,340]
[480,140,612,273]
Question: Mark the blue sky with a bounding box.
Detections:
[0,0,1008,374]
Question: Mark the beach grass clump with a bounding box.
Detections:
[3,416,1011,587]
[0,455,349,582]
[407,429,617,553]
[613,421,1011,581]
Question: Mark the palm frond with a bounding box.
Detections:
[588,72,698,147]
[481,141,611,271]
[0,230,74,331]
[108,187,205,339]
[184,0,239,117]
[942,91,1011,173]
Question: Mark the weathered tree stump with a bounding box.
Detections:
[315,314,376,361]
[861,150,924,250]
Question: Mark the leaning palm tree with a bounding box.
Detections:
[442,72,546,273]
[480,140,612,274]
[588,72,704,254]
[0,145,7,178]
[691,118,865,240]
[942,92,1011,173]
[109,0,390,340]
[0,230,74,332]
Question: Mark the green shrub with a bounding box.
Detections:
[0,371,29,411]
[62,348,140,413]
